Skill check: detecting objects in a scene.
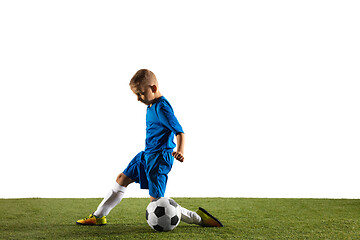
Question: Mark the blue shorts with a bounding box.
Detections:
[123,150,174,198]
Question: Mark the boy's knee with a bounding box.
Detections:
[116,173,134,187]
[116,173,125,184]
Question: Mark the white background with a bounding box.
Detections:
[1,1,359,199]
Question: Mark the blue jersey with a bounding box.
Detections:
[145,96,183,154]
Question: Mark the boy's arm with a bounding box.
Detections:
[172,132,185,162]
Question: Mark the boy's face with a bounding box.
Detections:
[131,84,156,105]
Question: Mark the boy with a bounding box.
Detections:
[76,69,223,228]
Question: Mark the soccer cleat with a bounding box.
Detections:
[196,207,223,227]
[76,214,107,226]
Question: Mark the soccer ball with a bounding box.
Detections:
[146,197,181,232]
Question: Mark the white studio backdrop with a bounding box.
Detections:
[1,1,359,199]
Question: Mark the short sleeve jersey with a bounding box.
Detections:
[145,96,184,154]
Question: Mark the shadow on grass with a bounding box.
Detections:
[53,223,184,239]
[52,223,222,240]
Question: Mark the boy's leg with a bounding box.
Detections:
[93,173,133,217]
[77,152,146,225]
[94,151,146,217]
[92,152,145,218]
[77,173,133,225]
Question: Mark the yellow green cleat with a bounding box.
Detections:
[76,214,107,226]
[196,207,223,227]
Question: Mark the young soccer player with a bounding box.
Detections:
[76,69,223,228]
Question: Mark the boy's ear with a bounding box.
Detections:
[150,85,157,93]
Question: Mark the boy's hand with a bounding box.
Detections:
[172,151,184,162]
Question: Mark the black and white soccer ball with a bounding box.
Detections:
[146,197,181,232]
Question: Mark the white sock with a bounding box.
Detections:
[94,183,126,217]
[180,206,202,225]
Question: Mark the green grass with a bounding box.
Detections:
[1,198,360,239]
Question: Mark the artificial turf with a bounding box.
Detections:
[1,198,359,239]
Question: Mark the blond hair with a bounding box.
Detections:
[129,69,158,88]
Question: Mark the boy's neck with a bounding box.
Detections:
[149,95,163,107]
